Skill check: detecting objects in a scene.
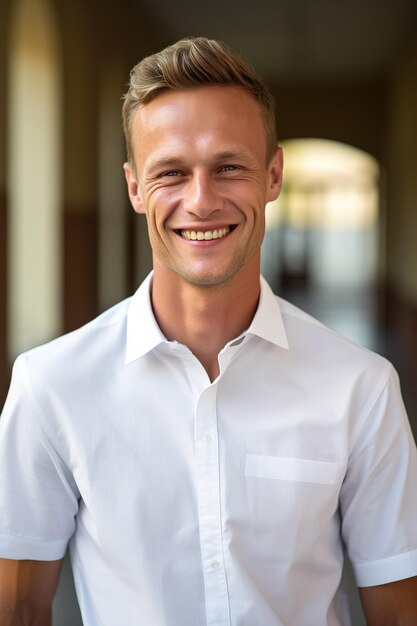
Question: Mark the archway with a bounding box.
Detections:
[262,138,380,348]
[7,0,62,358]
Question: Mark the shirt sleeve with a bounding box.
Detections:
[0,355,80,560]
[340,364,417,587]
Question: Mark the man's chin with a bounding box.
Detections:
[154,253,253,289]
[173,263,241,289]
[184,274,234,289]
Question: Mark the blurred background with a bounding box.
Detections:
[1,0,417,623]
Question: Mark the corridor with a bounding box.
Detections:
[1,1,417,624]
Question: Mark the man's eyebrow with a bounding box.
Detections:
[214,150,250,161]
[146,157,184,172]
[145,150,251,173]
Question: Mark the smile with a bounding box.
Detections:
[179,226,233,241]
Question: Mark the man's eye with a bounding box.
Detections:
[163,170,182,177]
[221,165,238,172]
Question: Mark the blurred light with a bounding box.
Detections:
[261,138,380,290]
[266,138,379,231]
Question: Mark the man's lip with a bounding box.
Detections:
[174,224,236,232]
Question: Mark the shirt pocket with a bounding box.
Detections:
[245,453,339,485]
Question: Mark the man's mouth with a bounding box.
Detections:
[178,226,235,241]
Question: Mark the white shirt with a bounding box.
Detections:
[1,274,417,626]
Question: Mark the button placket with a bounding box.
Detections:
[195,384,230,626]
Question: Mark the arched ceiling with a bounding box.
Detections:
[134,0,417,81]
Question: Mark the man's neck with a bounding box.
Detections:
[150,260,261,382]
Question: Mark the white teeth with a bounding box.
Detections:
[180,227,230,240]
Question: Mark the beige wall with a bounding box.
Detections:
[0,0,12,404]
[8,0,62,358]
[0,1,10,192]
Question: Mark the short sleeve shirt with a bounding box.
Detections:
[1,274,417,626]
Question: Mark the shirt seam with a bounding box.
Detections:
[14,355,80,504]
[0,528,68,544]
[348,360,393,453]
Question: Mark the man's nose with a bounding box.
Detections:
[183,171,222,217]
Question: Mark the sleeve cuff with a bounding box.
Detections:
[353,548,417,587]
[0,533,68,561]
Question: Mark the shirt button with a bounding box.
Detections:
[211,560,220,569]
[202,434,212,443]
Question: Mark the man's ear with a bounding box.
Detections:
[266,146,284,203]
[123,162,145,214]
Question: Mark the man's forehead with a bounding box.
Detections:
[130,84,269,166]
[133,84,259,124]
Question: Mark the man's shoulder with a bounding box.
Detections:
[18,296,132,384]
[276,294,391,378]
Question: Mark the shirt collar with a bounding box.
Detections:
[125,272,289,364]
[125,272,166,364]
[246,276,289,350]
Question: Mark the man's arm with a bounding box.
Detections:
[0,558,63,626]
[359,576,417,626]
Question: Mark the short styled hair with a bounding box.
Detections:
[122,37,277,164]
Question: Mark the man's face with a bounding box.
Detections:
[124,85,283,288]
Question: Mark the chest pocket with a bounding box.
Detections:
[242,454,342,550]
[245,453,339,485]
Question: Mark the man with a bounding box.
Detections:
[0,37,417,626]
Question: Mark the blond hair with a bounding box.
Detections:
[122,37,277,164]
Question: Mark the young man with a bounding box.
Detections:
[1,37,417,626]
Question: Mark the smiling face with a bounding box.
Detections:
[124,85,283,289]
